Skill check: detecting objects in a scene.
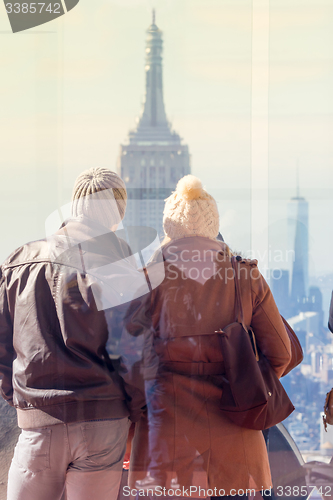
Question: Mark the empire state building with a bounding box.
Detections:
[117,11,191,235]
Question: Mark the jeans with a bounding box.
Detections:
[7,417,130,500]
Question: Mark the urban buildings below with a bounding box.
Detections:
[269,185,332,452]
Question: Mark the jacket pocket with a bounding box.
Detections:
[14,428,51,473]
[81,418,129,468]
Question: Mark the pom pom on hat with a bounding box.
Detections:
[163,175,219,240]
[176,175,204,201]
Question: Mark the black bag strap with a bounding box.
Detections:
[231,256,259,361]
[231,256,246,330]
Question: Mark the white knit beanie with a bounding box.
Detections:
[163,175,219,240]
[71,167,127,228]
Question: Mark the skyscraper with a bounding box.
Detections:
[288,185,309,310]
[117,11,191,235]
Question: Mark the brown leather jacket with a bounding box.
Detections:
[0,216,145,428]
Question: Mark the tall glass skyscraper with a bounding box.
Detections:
[118,12,191,235]
[288,192,309,309]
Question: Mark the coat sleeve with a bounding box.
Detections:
[117,292,155,422]
[249,265,291,378]
[0,268,14,405]
[280,316,303,377]
[329,291,333,333]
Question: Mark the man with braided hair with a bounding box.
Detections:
[0,168,146,500]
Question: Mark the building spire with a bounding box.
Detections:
[296,161,300,198]
[136,13,168,129]
[292,160,304,201]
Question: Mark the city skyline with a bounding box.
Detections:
[0,4,331,269]
[0,1,332,277]
[0,0,333,471]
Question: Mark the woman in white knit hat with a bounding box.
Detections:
[162,175,220,242]
[128,175,292,499]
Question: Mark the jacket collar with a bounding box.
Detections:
[55,215,114,243]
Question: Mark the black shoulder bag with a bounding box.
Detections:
[218,256,294,430]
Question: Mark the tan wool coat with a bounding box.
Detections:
[128,236,292,495]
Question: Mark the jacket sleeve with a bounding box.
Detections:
[116,293,155,422]
[250,265,291,378]
[280,316,303,377]
[0,268,14,405]
[329,291,333,333]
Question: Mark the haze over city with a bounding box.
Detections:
[1,2,333,497]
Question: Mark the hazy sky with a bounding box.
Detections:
[0,0,332,298]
